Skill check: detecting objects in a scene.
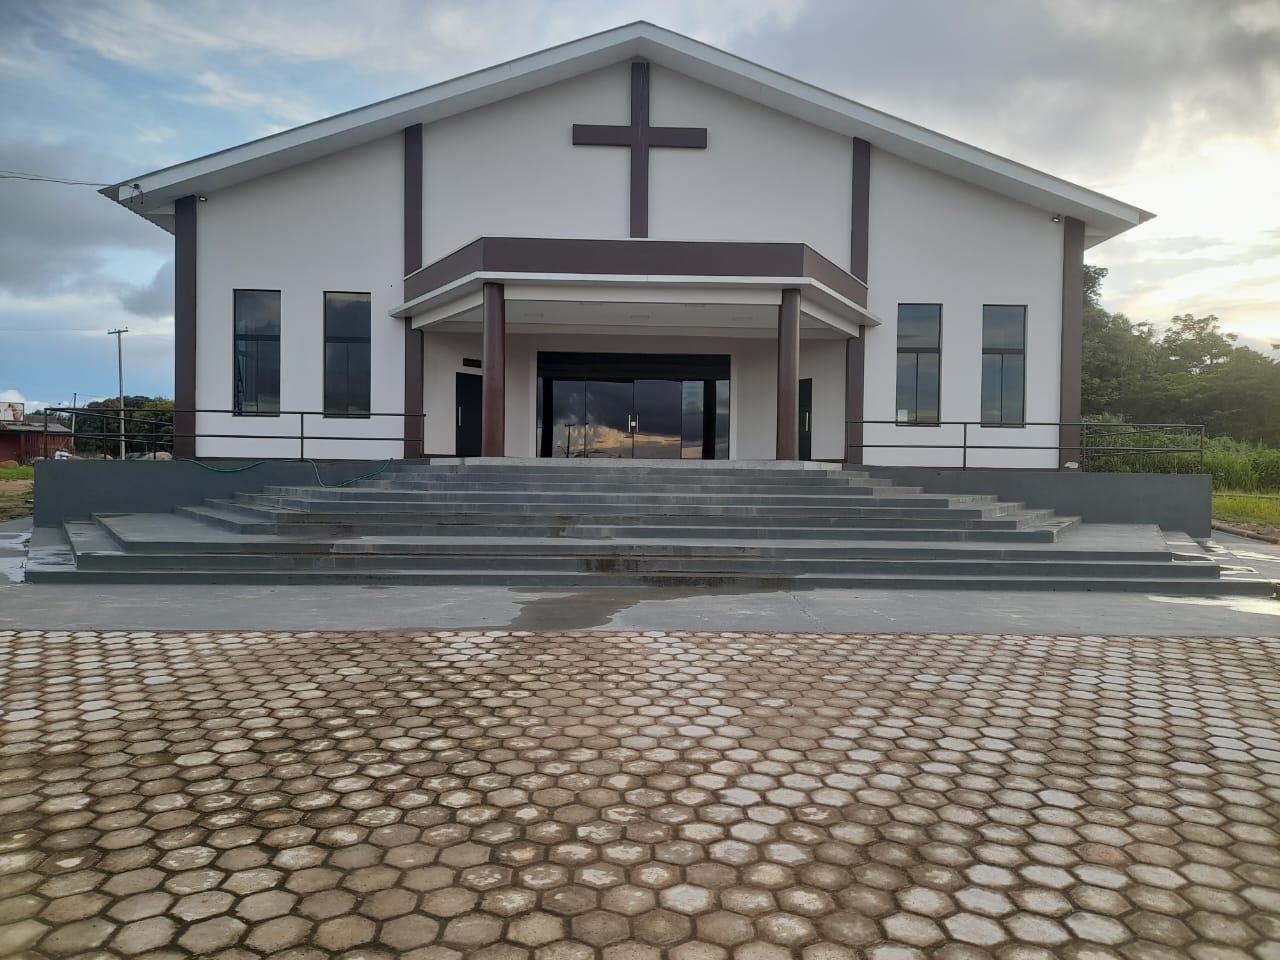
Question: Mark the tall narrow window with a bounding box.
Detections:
[981,304,1026,424]
[895,303,941,424]
[324,292,371,417]
[233,289,280,416]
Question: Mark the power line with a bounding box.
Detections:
[0,170,112,187]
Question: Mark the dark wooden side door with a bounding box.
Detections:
[456,372,483,457]
[799,378,813,460]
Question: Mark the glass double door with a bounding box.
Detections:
[551,379,684,459]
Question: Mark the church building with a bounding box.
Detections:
[103,22,1151,467]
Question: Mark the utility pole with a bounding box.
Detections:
[108,329,128,460]
[70,392,76,453]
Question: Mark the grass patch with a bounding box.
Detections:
[0,491,33,522]
[1213,491,1280,534]
[0,466,34,481]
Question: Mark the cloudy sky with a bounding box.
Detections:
[2,0,1277,410]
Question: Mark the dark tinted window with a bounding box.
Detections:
[233,290,280,416]
[895,304,941,424]
[324,292,371,417]
[981,305,1026,424]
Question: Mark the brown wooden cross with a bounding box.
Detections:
[573,61,708,239]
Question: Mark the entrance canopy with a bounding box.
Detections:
[391,237,879,338]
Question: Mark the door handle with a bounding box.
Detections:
[457,407,462,427]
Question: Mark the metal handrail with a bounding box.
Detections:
[38,405,427,460]
[33,405,1208,470]
[844,419,1206,470]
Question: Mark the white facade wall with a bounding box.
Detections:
[864,149,1064,468]
[421,65,631,262]
[647,69,853,267]
[194,135,404,459]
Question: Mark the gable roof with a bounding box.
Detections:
[102,21,1152,247]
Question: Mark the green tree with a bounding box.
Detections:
[1081,270,1280,445]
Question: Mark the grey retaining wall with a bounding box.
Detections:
[862,467,1212,537]
[34,459,1212,538]
[34,459,391,527]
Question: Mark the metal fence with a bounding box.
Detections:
[35,407,1206,469]
[844,420,1205,470]
[36,406,424,460]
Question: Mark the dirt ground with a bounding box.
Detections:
[0,478,33,520]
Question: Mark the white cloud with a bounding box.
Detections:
[175,72,322,128]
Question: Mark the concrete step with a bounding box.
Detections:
[253,485,997,509]
[28,551,1277,597]
[361,478,921,496]
[92,521,1156,563]
[178,503,1075,543]
[239,495,1036,523]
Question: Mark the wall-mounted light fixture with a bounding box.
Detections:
[1051,214,1062,223]
[197,196,208,202]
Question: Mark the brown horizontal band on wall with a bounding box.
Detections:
[403,237,868,306]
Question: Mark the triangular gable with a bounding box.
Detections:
[103,21,1151,246]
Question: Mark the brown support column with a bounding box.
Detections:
[846,137,871,463]
[1059,216,1086,467]
[403,124,424,458]
[173,195,197,459]
[776,288,801,461]
[481,282,506,457]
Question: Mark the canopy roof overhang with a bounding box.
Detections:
[391,237,878,339]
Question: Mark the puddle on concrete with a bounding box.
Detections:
[0,532,29,583]
[507,585,791,630]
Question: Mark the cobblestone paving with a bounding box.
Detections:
[1,630,1279,960]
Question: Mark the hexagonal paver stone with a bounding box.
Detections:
[573,909,631,946]
[381,914,440,951]
[882,912,945,947]
[177,916,247,953]
[634,909,693,945]
[442,912,504,948]
[111,916,179,953]
[697,910,756,946]
[661,883,715,914]
[1065,911,1131,945]
[314,915,376,951]
[244,915,312,952]
[508,912,567,946]
[943,912,1007,946]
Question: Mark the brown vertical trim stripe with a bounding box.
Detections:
[1059,215,1085,467]
[173,195,197,459]
[402,124,424,458]
[481,282,506,457]
[776,288,801,461]
[845,137,871,464]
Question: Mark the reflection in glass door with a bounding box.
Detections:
[585,381,633,458]
[632,380,682,459]
[537,353,731,459]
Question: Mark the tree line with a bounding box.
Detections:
[1082,266,1279,447]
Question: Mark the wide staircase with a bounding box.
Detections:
[26,459,1274,593]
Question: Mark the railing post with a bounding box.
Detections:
[299,412,306,460]
[42,414,48,459]
[961,422,968,470]
[1199,425,1205,472]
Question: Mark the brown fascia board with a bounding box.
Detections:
[402,237,868,306]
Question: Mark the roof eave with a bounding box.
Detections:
[104,20,1153,244]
